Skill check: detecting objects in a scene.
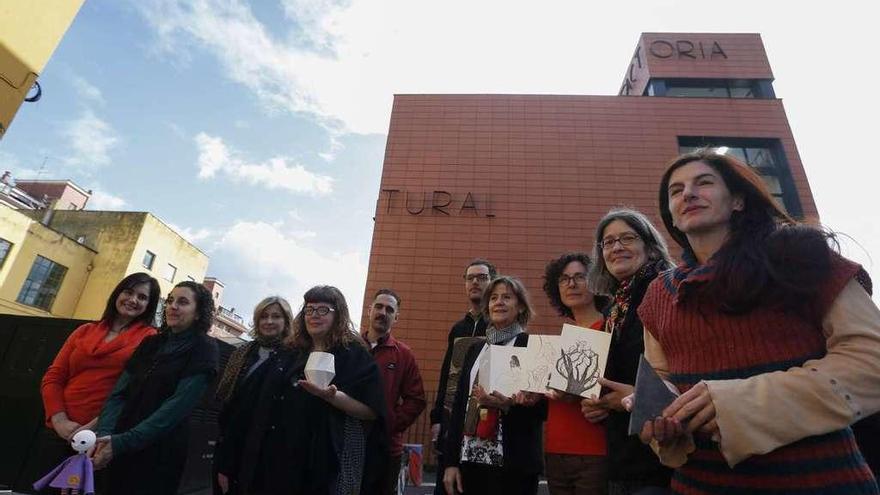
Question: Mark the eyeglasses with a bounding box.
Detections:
[464,273,491,282]
[304,306,335,317]
[599,233,641,250]
[558,273,588,286]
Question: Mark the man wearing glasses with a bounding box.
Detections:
[429,259,496,495]
[363,288,426,495]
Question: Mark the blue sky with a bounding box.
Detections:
[2,0,878,325]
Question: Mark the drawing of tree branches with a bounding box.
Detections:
[555,341,600,395]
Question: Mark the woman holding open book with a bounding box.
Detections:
[584,208,673,495]
[541,252,609,495]
[443,276,546,495]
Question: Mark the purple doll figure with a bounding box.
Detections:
[34,429,96,495]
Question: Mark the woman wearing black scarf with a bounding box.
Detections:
[256,285,388,495]
[214,296,295,494]
[443,276,547,495]
[582,208,674,495]
[93,281,219,495]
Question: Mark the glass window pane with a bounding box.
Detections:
[745,147,776,169]
[0,238,11,268]
[666,85,729,98]
[760,175,783,195]
[142,250,156,270]
[17,255,67,311]
[728,86,755,98]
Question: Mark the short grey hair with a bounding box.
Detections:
[480,275,534,327]
[588,207,673,296]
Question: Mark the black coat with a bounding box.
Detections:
[256,343,389,495]
[603,263,672,486]
[445,333,547,475]
[107,331,218,495]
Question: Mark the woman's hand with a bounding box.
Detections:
[472,385,513,411]
[443,466,464,495]
[639,416,684,445]
[580,397,609,423]
[217,472,230,494]
[91,436,113,469]
[597,378,634,412]
[298,380,338,402]
[663,381,718,436]
[74,417,98,436]
[50,413,81,441]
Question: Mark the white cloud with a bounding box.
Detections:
[194,132,333,195]
[216,220,368,324]
[71,75,105,105]
[62,110,119,169]
[87,189,128,210]
[167,222,214,244]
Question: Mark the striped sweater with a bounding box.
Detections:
[638,255,878,495]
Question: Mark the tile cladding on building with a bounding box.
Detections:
[361,32,819,460]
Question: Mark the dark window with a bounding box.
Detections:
[651,78,771,99]
[17,255,68,311]
[0,238,12,269]
[678,137,802,217]
[142,250,156,270]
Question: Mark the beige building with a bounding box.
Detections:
[203,277,249,345]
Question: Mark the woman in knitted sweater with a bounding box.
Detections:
[636,149,880,494]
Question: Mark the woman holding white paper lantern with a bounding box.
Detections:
[256,285,387,495]
[443,276,546,495]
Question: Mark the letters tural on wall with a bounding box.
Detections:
[620,39,728,95]
[381,189,494,217]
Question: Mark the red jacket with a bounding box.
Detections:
[41,320,157,426]
[365,332,426,456]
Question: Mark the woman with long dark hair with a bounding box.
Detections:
[541,253,609,495]
[27,273,160,489]
[92,281,219,494]
[257,285,387,495]
[583,208,673,495]
[444,276,547,495]
[214,296,295,494]
[636,149,880,493]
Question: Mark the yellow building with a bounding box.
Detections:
[22,209,211,320]
[0,204,210,320]
[0,1,85,138]
[0,203,95,317]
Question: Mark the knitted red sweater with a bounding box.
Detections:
[638,255,877,494]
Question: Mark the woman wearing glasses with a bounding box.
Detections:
[214,296,295,494]
[541,253,609,495]
[583,208,673,495]
[258,286,387,495]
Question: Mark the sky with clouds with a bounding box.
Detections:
[2,0,878,325]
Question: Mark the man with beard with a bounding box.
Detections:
[429,259,495,495]
[363,288,426,495]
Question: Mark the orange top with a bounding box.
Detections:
[544,319,607,456]
[41,320,157,426]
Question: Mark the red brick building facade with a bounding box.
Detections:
[362,33,817,463]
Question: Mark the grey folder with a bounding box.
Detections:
[628,354,680,436]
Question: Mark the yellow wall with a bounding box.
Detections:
[125,213,210,301]
[0,204,95,317]
[12,209,210,320]
[0,1,85,137]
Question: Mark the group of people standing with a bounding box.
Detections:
[430,149,880,495]
[34,278,427,495]
[28,147,880,495]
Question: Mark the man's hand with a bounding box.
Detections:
[91,436,114,469]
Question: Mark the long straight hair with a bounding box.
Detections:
[659,149,835,315]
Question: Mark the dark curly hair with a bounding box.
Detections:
[162,280,215,334]
[101,272,161,326]
[543,253,609,318]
